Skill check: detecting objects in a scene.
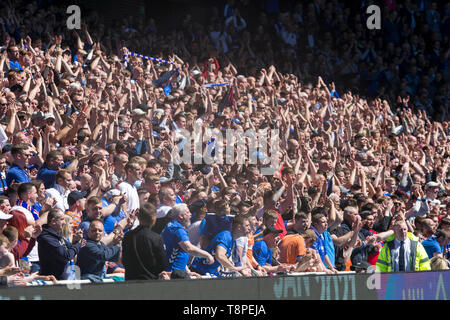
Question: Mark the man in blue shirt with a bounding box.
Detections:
[6,144,31,186]
[311,213,338,273]
[199,199,234,249]
[422,229,450,259]
[0,154,8,195]
[6,45,23,71]
[190,215,252,277]
[102,190,127,235]
[78,197,104,239]
[253,226,295,273]
[162,203,213,273]
[77,220,121,281]
[16,182,41,221]
[36,150,76,189]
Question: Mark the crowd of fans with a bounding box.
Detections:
[0,0,449,287]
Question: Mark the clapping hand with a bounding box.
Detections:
[32,224,42,239]
[72,228,84,243]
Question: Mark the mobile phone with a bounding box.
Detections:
[82,105,88,112]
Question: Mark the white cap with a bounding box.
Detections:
[44,113,56,120]
[299,92,309,98]
[132,108,145,116]
[105,189,121,200]
[426,181,440,189]
[0,210,12,220]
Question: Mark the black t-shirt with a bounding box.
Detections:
[122,226,168,280]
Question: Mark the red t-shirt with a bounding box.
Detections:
[275,210,287,240]
[367,228,380,266]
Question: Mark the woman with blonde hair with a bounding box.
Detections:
[60,215,77,280]
[430,256,450,270]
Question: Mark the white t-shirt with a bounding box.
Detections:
[232,236,249,267]
[45,184,69,212]
[188,220,202,247]
[117,181,139,215]
[0,125,7,149]
[156,205,172,219]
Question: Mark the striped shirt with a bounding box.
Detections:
[16,200,40,221]
[0,172,7,195]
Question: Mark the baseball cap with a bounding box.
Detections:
[44,113,56,120]
[105,189,121,200]
[0,210,12,220]
[426,181,440,189]
[263,226,283,237]
[132,108,146,116]
[299,92,308,98]
[67,191,85,206]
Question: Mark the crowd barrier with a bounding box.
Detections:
[0,271,448,300]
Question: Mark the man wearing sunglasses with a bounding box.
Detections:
[6,144,32,186]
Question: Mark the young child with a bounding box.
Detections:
[0,234,14,269]
[295,230,323,272]
[17,259,58,284]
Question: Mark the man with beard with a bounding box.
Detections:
[161,203,213,275]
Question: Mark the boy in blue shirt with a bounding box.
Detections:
[253,226,295,274]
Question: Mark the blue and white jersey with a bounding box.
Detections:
[311,226,327,264]
[162,220,190,271]
[190,230,233,275]
[0,171,7,195]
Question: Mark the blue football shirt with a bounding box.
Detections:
[162,220,191,271]
[190,230,233,275]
